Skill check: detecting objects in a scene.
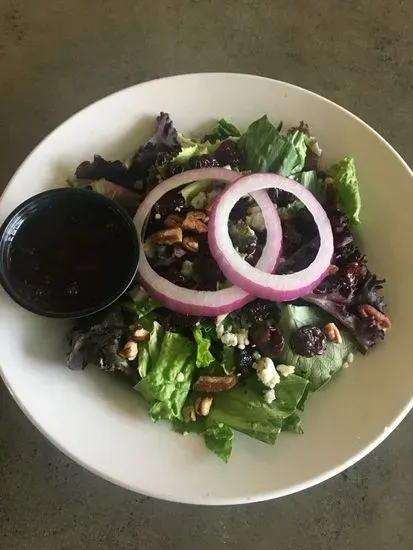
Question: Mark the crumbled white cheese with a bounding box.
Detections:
[263,389,276,404]
[253,351,261,361]
[190,191,208,210]
[181,260,193,279]
[253,357,280,388]
[347,352,354,364]
[246,205,265,232]
[220,328,249,349]
[276,364,295,377]
[221,332,239,347]
[342,362,349,369]
[176,372,185,382]
[154,213,161,220]
[236,328,249,350]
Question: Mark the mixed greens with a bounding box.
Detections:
[67,113,389,462]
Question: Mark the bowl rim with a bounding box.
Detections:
[0,187,140,319]
[0,72,412,505]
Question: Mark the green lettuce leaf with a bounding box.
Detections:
[193,326,215,368]
[179,179,225,207]
[173,417,234,462]
[135,332,196,421]
[297,385,310,411]
[285,129,308,173]
[174,134,218,164]
[221,346,236,374]
[213,118,241,139]
[137,321,164,378]
[295,170,325,201]
[173,418,206,435]
[279,305,356,391]
[281,412,304,434]
[209,376,308,444]
[127,295,160,320]
[238,115,307,176]
[281,171,325,215]
[228,220,257,253]
[329,156,361,225]
[204,420,234,463]
[274,373,310,410]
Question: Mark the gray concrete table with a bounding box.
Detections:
[1,1,412,548]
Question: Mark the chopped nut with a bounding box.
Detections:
[357,304,391,331]
[146,227,183,245]
[120,340,138,360]
[195,396,214,417]
[324,322,342,344]
[183,405,197,423]
[164,214,183,229]
[182,211,208,234]
[132,327,150,342]
[182,236,199,253]
[193,375,238,393]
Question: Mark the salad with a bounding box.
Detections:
[66,113,390,462]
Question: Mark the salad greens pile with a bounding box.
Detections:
[67,112,389,462]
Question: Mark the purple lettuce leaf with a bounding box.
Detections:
[324,185,362,266]
[75,155,131,187]
[281,185,387,353]
[127,112,181,183]
[305,265,386,353]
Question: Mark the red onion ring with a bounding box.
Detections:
[208,172,334,301]
[134,168,282,316]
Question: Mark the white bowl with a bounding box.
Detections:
[0,73,412,505]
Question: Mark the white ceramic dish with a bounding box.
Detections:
[0,73,412,505]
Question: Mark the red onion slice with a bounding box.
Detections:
[208,173,334,301]
[134,168,282,316]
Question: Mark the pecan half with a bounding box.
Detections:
[182,236,199,253]
[146,227,183,245]
[120,341,138,360]
[165,214,183,229]
[357,304,391,331]
[131,327,150,342]
[195,396,214,416]
[182,211,208,234]
[193,375,238,393]
[323,322,342,344]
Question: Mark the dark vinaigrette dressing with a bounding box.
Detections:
[9,198,135,314]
